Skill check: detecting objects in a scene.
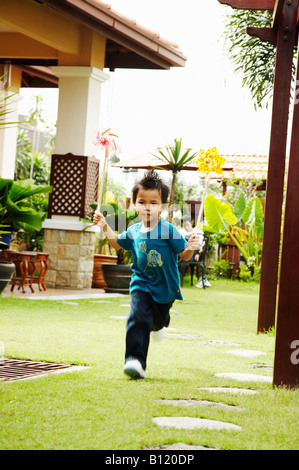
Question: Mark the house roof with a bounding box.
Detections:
[1,0,187,88]
[113,152,269,181]
[205,154,269,181]
[56,0,187,69]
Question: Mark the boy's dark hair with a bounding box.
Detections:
[132,169,169,204]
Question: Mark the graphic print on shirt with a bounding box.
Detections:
[137,241,163,277]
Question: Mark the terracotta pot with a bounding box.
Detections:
[92,254,118,288]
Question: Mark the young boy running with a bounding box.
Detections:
[94,170,199,379]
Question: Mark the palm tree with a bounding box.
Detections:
[152,138,197,223]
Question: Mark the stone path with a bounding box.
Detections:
[197,387,257,395]
[152,416,242,431]
[226,349,266,358]
[147,443,216,450]
[157,398,243,411]
[165,333,201,340]
[215,372,272,383]
[151,336,273,449]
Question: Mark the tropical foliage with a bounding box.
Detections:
[223,8,287,109]
[15,131,51,185]
[0,179,52,249]
[0,83,20,126]
[204,192,264,277]
[84,201,139,263]
[152,138,197,222]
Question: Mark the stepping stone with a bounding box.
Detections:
[226,349,266,358]
[198,387,257,395]
[165,333,200,339]
[157,399,243,411]
[215,372,272,383]
[250,363,273,370]
[120,304,131,307]
[152,417,241,431]
[109,316,127,320]
[202,341,241,347]
[147,443,217,450]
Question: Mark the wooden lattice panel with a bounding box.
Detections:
[85,158,99,217]
[48,154,99,218]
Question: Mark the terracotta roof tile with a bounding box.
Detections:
[114,152,269,181]
[84,0,183,52]
[197,154,269,181]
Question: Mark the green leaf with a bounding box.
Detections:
[10,180,52,202]
[204,194,237,233]
[242,196,264,239]
[233,192,246,226]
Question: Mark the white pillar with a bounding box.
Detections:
[52,66,109,156]
[0,92,19,179]
[43,66,108,289]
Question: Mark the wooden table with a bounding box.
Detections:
[0,250,49,293]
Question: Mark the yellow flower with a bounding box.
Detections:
[193,147,226,176]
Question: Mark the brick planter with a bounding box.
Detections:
[43,228,96,289]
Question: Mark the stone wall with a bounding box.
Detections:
[43,228,96,289]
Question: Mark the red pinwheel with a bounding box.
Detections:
[94,128,118,158]
[93,128,118,207]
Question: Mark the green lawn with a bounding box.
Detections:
[0,279,298,450]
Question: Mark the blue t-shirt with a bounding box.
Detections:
[117,218,188,303]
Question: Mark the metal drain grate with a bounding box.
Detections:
[0,358,72,381]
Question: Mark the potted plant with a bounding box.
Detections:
[92,229,118,289]
[0,178,52,247]
[0,226,15,294]
[0,179,52,294]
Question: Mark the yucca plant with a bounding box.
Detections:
[152,138,197,223]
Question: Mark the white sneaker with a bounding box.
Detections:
[123,359,146,379]
[195,278,211,288]
[151,328,165,342]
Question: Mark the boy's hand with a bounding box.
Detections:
[93,210,106,228]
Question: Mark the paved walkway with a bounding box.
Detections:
[2,285,127,300]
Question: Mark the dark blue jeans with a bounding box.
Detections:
[125,290,173,370]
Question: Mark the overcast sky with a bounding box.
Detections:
[18,0,274,187]
[101,0,273,158]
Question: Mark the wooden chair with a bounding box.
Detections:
[179,235,210,288]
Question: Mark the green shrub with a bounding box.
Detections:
[238,264,252,282]
[211,259,231,278]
